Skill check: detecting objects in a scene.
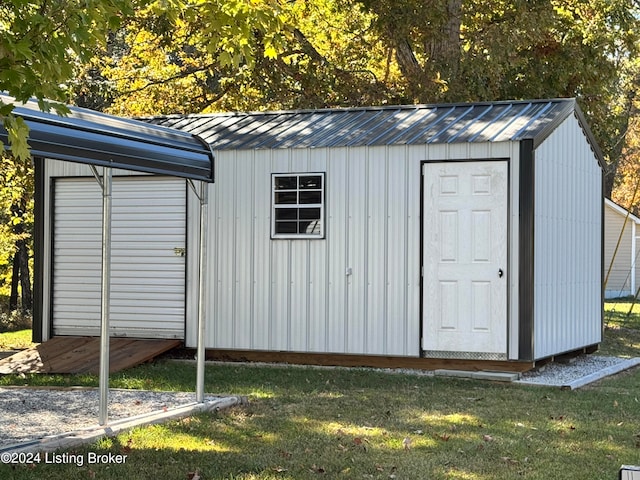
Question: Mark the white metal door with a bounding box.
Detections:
[52,177,186,339]
[422,161,508,358]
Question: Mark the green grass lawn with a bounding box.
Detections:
[0,302,639,479]
[0,329,35,351]
[602,298,640,357]
[2,361,640,480]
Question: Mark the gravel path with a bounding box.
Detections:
[516,355,640,388]
[0,388,217,449]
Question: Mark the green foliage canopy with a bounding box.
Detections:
[0,0,136,159]
[0,0,136,305]
[81,0,640,186]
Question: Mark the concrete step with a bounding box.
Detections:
[434,369,520,382]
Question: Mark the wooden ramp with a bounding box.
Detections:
[0,337,181,375]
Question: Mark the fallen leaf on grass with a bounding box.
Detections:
[310,464,326,474]
[482,434,494,442]
[187,470,200,480]
[271,466,287,473]
[353,437,369,451]
[121,437,133,454]
[403,437,412,450]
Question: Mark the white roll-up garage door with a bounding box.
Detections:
[52,176,186,339]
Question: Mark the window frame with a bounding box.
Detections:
[271,172,326,239]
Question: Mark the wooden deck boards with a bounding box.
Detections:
[204,349,535,373]
[0,337,181,374]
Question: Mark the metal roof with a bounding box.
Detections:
[144,98,602,162]
[0,95,214,182]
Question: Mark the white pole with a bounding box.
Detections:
[99,167,112,425]
[196,180,208,402]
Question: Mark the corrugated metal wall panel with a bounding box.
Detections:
[346,147,368,353]
[387,145,413,355]
[212,148,237,348]
[269,149,292,350]
[52,176,187,338]
[250,150,273,349]
[533,115,602,359]
[366,147,388,353]
[233,150,256,348]
[197,144,425,356]
[307,149,329,352]
[325,147,349,353]
[289,150,313,351]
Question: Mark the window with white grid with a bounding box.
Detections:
[272,173,325,239]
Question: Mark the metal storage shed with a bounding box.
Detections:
[1,94,215,422]
[604,198,640,299]
[37,98,603,370]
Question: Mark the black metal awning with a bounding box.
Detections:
[0,95,214,182]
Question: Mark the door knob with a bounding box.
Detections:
[498,268,504,278]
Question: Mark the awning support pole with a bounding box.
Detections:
[188,180,208,403]
[98,166,112,425]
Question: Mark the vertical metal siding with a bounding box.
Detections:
[289,149,312,351]
[196,140,520,356]
[366,146,386,353]
[386,146,409,354]
[533,115,602,359]
[197,144,426,356]
[307,149,329,351]
[251,150,273,349]
[269,149,292,350]
[326,147,349,353]
[234,150,255,348]
[346,147,368,353]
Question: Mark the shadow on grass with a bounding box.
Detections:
[3,365,640,480]
[603,300,640,357]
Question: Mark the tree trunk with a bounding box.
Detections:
[427,0,462,82]
[9,252,19,311]
[17,239,32,311]
[8,197,32,312]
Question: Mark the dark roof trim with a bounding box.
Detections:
[569,103,606,169]
[0,95,214,182]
